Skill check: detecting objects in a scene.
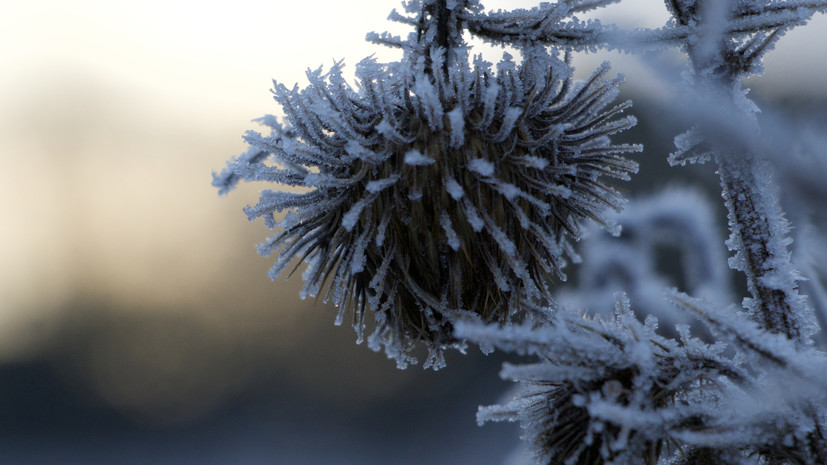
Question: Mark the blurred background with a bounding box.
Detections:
[0,0,824,463]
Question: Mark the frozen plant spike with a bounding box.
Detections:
[213,3,640,367]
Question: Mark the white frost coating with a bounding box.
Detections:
[462,199,485,232]
[482,212,517,259]
[493,182,520,200]
[476,402,520,426]
[489,107,523,142]
[414,76,444,131]
[719,155,815,342]
[445,176,464,200]
[366,175,400,193]
[375,212,391,247]
[545,184,572,199]
[669,127,712,166]
[375,118,395,138]
[341,197,369,232]
[447,106,465,147]
[440,212,461,251]
[376,117,410,144]
[481,82,500,127]
[513,204,532,229]
[489,260,511,292]
[517,155,549,170]
[299,255,323,299]
[369,248,394,293]
[303,172,352,188]
[468,158,495,177]
[349,227,372,274]
[404,149,435,166]
[345,140,386,163]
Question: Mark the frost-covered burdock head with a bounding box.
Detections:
[463,294,741,465]
[214,1,639,368]
[214,49,638,368]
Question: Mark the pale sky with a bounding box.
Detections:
[2,1,824,118]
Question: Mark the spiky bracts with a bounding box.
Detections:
[214,48,638,367]
[461,294,742,465]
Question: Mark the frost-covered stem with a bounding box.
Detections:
[678,1,811,344]
[434,0,451,76]
[716,154,804,342]
[417,0,460,77]
[463,1,827,52]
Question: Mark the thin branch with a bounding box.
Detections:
[715,155,809,342]
[463,1,827,51]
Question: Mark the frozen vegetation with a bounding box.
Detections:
[214,0,827,463]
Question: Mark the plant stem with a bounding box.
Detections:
[716,154,805,342]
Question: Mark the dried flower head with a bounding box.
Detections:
[214,45,639,367]
[517,373,664,465]
[463,294,741,465]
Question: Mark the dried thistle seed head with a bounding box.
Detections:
[214,49,639,368]
[520,371,667,465]
[465,297,737,465]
